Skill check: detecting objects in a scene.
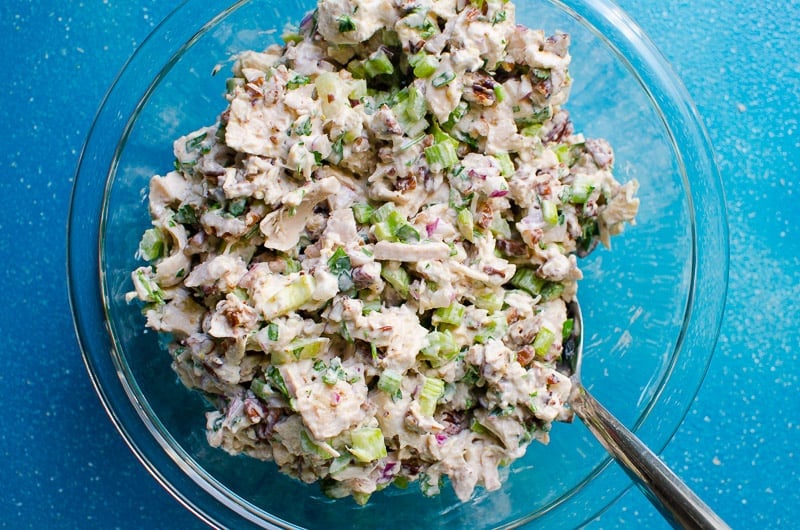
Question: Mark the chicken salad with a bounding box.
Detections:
[127,0,639,504]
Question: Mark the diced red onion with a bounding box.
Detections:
[426,219,440,237]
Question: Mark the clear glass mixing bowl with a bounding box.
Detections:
[68,0,728,527]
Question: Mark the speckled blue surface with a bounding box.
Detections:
[1,1,797,528]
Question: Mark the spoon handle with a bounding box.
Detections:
[571,385,730,530]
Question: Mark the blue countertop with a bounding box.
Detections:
[2,1,798,528]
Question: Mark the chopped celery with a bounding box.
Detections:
[539,281,564,301]
[521,123,543,137]
[406,85,426,121]
[352,203,374,224]
[532,327,556,356]
[510,267,545,296]
[301,429,336,459]
[489,216,512,239]
[361,299,381,314]
[364,49,394,77]
[377,369,403,400]
[381,264,410,298]
[540,199,558,225]
[407,50,428,68]
[371,202,398,223]
[491,404,516,417]
[565,177,595,204]
[379,207,407,232]
[554,143,583,166]
[424,142,458,170]
[371,204,418,242]
[561,318,574,340]
[290,337,327,358]
[527,393,539,414]
[395,224,420,243]
[554,144,570,163]
[493,84,506,103]
[432,303,465,326]
[410,53,438,78]
[273,337,328,364]
[474,314,507,344]
[373,222,395,241]
[418,376,445,416]
[456,208,474,242]
[265,273,315,317]
[393,95,429,137]
[493,152,514,177]
[420,330,459,366]
[328,454,351,476]
[250,377,274,400]
[346,59,367,79]
[430,119,459,147]
[473,290,504,313]
[138,228,164,261]
[389,86,409,107]
[533,67,551,79]
[348,427,387,462]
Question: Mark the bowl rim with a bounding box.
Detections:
[68,0,729,527]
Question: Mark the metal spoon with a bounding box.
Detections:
[560,300,730,530]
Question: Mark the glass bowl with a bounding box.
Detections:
[68,0,728,527]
